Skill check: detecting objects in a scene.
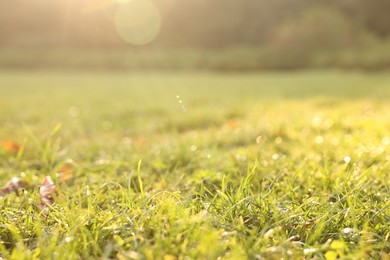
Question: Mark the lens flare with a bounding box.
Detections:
[114,0,161,45]
[83,0,115,13]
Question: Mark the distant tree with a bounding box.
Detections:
[0,0,388,48]
[331,0,390,37]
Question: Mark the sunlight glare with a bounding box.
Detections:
[114,0,161,45]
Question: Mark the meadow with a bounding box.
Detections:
[0,70,390,259]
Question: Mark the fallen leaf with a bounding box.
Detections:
[1,140,21,153]
[135,136,147,147]
[0,177,28,196]
[305,219,316,228]
[60,165,72,173]
[58,164,74,183]
[39,176,57,214]
[226,119,238,129]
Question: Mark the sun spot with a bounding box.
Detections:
[235,154,246,162]
[323,118,334,129]
[315,135,324,144]
[122,137,132,146]
[343,156,351,164]
[115,0,161,45]
[311,116,322,127]
[342,228,357,235]
[376,146,385,155]
[275,137,283,144]
[304,248,318,255]
[382,137,390,146]
[331,138,340,146]
[69,106,80,118]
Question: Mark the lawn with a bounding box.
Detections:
[0,71,390,259]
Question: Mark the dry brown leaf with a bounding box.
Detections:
[226,118,239,129]
[39,176,57,214]
[59,165,72,174]
[0,177,28,196]
[135,136,147,147]
[58,164,74,183]
[1,140,21,153]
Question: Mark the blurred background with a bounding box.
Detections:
[0,0,389,71]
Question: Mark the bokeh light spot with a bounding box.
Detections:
[275,137,283,144]
[315,135,324,144]
[69,106,80,118]
[343,156,351,164]
[114,0,161,45]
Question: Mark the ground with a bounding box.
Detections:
[0,71,389,259]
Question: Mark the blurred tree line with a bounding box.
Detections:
[0,0,389,70]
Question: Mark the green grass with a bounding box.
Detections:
[0,71,390,259]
